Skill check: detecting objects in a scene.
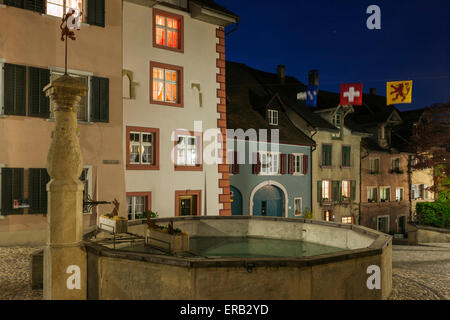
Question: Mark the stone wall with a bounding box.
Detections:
[86,216,392,300]
[407,225,450,244]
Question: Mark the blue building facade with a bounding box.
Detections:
[228,140,312,217]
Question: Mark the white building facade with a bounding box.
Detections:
[122,0,238,219]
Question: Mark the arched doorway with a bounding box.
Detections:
[230,186,243,216]
[252,184,284,217]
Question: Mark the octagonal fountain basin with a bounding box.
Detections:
[84,216,392,300]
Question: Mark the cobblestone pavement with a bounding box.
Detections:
[0,245,449,300]
[389,244,450,300]
[0,247,43,300]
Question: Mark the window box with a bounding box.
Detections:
[389,169,404,174]
[146,225,189,253]
[370,171,381,175]
[98,215,128,234]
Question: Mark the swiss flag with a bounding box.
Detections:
[340,83,363,106]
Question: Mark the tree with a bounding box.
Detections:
[410,102,450,199]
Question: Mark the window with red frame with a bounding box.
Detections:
[127,192,151,221]
[154,9,183,51]
[174,131,203,171]
[126,126,159,170]
[152,67,178,104]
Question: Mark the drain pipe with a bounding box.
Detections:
[310,130,318,218]
[226,21,239,36]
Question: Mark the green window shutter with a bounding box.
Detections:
[90,76,109,122]
[342,146,351,167]
[332,181,340,202]
[28,169,41,214]
[322,145,332,166]
[4,64,26,116]
[13,168,24,214]
[351,180,356,201]
[29,168,50,214]
[1,168,13,215]
[28,67,50,118]
[4,0,24,9]
[2,168,24,215]
[24,0,45,14]
[41,169,50,214]
[87,0,105,27]
[317,181,322,202]
[328,145,332,166]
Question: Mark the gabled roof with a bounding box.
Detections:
[229,62,338,132]
[226,61,316,146]
[193,0,239,19]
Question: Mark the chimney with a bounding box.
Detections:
[277,65,286,84]
[370,88,376,95]
[308,69,319,86]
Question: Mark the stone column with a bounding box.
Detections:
[43,74,88,300]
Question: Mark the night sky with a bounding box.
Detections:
[216,0,450,111]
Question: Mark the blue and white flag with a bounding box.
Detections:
[306,85,318,107]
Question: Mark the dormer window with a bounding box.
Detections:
[267,109,279,125]
[332,111,343,138]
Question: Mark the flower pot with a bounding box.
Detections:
[146,228,189,253]
[99,216,128,234]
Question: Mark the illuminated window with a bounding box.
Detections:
[396,188,404,201]
[391,158,400,171]
[368,187,378,202]
[324,210,334,222]
[126,127,159,170]
[380,187,391,202]
[174,131,203,171]
[260,152,280,175]
[294,154,303,174]
[153,68,178,103]
[150,62,183,107]
[342,180,351,200]
[46,0,84,21]
[129,132,154,165]
[341,216,353,224]
[155,15,179,48]
[267,109,279,125]
[294,198,302,216]
[176,136,199,166]
[127,193,151,221]
[369,158,380,174]
[322,180,331,200]
[153,9,183,52]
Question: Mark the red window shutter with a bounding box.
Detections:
[280,154,287,174]
[233,151,240,174]
[288,154,295,174]
[302,155,309,175]
[252,152,261,174]
[256,152,261,174]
